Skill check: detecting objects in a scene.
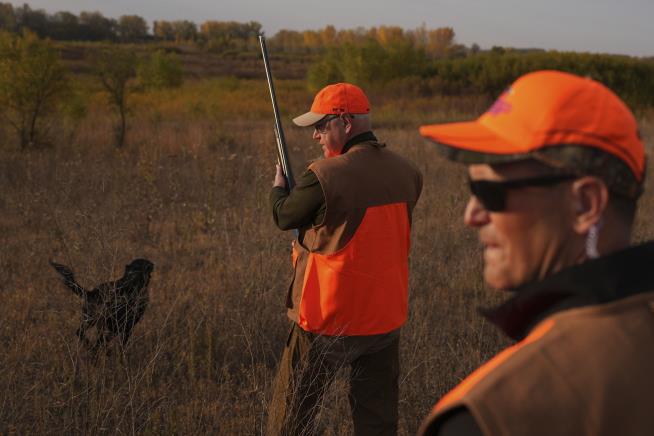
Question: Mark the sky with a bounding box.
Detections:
[17,0,654,57]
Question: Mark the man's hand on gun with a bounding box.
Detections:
[273,163,287,189]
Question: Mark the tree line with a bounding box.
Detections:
[0,3,461,55]
[308,41,654,110]
[0,3,150,42]
[426,50,654,107]
[0,3,261,46]
[269,25,463,58]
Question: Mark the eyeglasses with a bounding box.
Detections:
[469,174,577,212]
[315,113,353,134]
[313,115,340,134]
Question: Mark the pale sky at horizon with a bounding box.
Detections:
[14,0,654,57]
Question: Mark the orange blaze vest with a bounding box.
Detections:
[287,142,422,336]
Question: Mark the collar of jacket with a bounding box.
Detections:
[341,131,380,155]
[481,241,654,341]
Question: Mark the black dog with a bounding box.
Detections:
[50,258,154,354]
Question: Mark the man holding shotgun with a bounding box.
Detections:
[267,83,422,435]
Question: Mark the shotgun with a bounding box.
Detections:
[259,35,296,190]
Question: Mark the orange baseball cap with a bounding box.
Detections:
[420,70,645,188]
[293,83,371,127]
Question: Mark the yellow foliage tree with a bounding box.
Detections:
[427,27,455,58]
[376,26,404,47]
[320,25,337,47]
[153,20,174,41]
[302,30,321,50]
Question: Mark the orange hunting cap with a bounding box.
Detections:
[420,70,645,197]
[293,83,371,127]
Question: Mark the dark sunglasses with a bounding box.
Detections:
[313,114,341,134]
[468,174,578,212]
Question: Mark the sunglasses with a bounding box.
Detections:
[314,114,341,134]
[468,174,577,212]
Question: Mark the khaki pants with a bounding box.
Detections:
[266,323,400,436]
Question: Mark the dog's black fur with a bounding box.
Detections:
[50,258,154,354]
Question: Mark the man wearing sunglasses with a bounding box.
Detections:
[267,83,422,435]
[417,70,653,435]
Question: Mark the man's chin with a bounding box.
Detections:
[483,268,514,291]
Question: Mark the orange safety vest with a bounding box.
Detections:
[287,142,422,336]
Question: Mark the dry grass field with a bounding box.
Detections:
[1,77,653,435]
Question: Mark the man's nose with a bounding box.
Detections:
[312,129,320,140]
[464,196,491,227]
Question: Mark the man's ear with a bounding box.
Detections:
[571,176,609,234]
[342,114,353,134]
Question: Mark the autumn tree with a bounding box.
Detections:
[154,20,197,42]
[200,20,261,50]
[171,20,197,42]
[302,30,321,50]
[270,29,303,51]
[409,24,428,48]
[427,27,455,58]
[117,15,148,42]
[13,4,48,36]
[336,27,367,45]
[0,2,16,31]
[93,47,136,147]
[153,20,174,41]
[376,26,404,47]
[50,11,82,40]
[79,11,116,40]
[0,30,68,148]
[320,25,337,47]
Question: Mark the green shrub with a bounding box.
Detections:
[307,48,343,91]
[137,50,184,90]
[61,86,87,121]
[0,30,68,148]
[307,40,429,91]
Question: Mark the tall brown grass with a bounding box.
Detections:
[1,78,652,434]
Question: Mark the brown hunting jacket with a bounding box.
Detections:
[270,132,422,331]
[420,242,654,436]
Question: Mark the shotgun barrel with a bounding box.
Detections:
[259,35,295,190]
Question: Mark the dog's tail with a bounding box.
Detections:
[50,260,87,298]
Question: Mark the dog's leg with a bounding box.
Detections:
[91,330,116,358]
[77,305,98,352]
[76,325,94,350]
[77,316,94,351]
[76,324,85,341]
